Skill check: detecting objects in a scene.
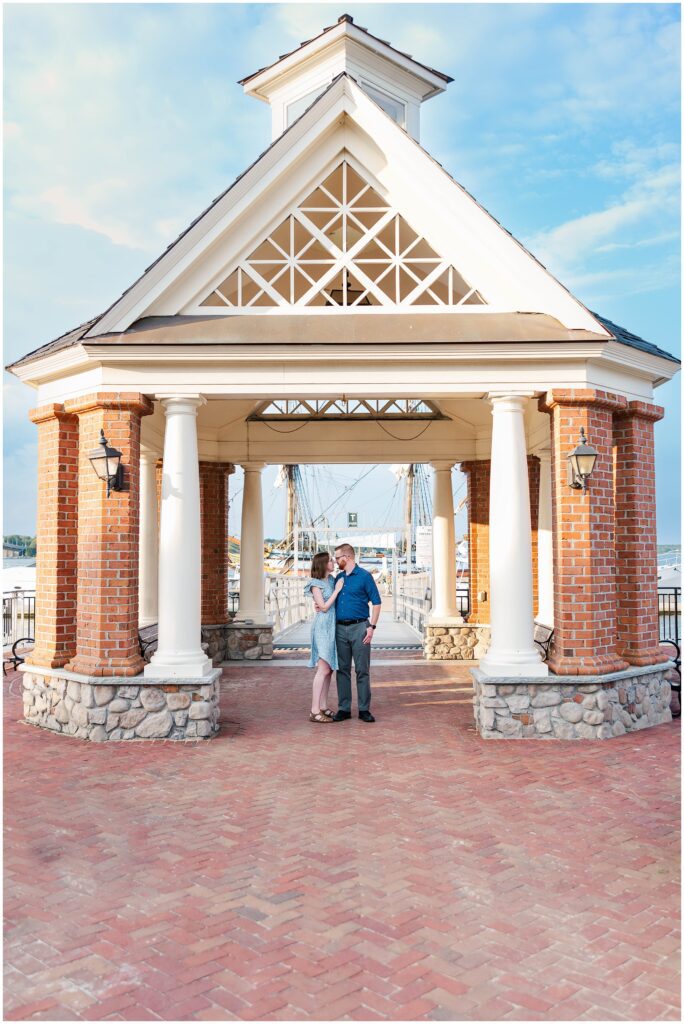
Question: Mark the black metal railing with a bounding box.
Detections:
[658,587,680,647]
[658,586,680,718]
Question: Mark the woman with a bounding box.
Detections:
[303,552,345,723]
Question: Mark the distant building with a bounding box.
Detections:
[3,541,25,558]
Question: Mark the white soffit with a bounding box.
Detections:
[85,76,610,338]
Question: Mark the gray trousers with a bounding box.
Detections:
[335,620,371,713]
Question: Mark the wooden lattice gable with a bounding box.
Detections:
[194,161,485,311]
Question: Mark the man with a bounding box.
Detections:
[332,543,382,723]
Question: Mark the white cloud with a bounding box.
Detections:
[527,150,679,281]
[4,6,264,255]
[14,182,150,252]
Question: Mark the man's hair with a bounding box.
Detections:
[335,543,355,557]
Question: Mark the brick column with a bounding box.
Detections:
[25,405,79,668]
[461,460,490,623]
[463,457,540,625]
[541,389,629,676]
[613,401,668,667]
[199,462,234,624]
[64,392,153,677]
[528,455,540,618]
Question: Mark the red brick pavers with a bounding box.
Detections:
[4,662,680,1021]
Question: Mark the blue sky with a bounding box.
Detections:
[4,2,681,542]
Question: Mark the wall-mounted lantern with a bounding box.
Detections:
[567,427,598,492]
[88,429,123,497]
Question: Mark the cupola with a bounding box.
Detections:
[239,13,452,143]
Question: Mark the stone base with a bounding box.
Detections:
[224,622,274,661]
[425,623,490,661]
[200,622,274,662]
[19,665,222,741]
[471,663,673,739]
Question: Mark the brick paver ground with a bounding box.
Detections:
[4,662,680,1021]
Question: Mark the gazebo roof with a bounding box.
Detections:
[5,60,679,378]
[6,309,679,373]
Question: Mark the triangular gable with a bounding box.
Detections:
[194,160,485,310]
[85,75,610,338]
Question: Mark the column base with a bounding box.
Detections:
[65,655,145,678]
[470,663,673,739]
[19,664,222,741]
[547,653,629,676]
[479,648,548,678]
[144,651,214,679]
[233,613,274,627]
[619,647,671,668]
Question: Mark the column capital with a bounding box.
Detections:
[64,392,154,417]
[241,462,267,473]
[157,394,206,415]
[614,400,664,423]
[29,402,76,426]
[140,448,161,464]
[429,461,454,473]
[539,389,628,415]
[487,392,533,413]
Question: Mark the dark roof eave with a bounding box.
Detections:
[238,14,453,89]
[7,310,681,374]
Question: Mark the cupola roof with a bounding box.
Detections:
[239,13,452,142]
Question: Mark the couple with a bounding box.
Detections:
[303,543,382,724]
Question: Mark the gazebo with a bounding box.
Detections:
[8,14,679,741]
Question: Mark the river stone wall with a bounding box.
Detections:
[20,667,222,741]
[471,665,672,739]
[199,623,274,662]
[425,624,491,661]
[225,623,274,661]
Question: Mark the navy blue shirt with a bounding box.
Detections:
[335,565,382,621]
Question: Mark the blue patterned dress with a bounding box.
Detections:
[303,575,339,670]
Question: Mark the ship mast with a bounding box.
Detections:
[404,464,415,567]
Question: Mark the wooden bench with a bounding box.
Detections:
[534,622,554,662]
[138,624,158,663]
[3,637,35,675]
[138,625,211,665]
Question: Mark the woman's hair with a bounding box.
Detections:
[310,551,331,580]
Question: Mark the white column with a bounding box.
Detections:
[236,463,270,623]
[429,461,461,623]
[479,394,548,677]
[145,395,212,679]
[138,450,159,627]
[536,450,554,626]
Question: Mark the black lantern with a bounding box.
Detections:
[567,427,598,492]
[88,429,123,496]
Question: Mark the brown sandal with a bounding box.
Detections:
[309,711,333,724]
[319,708,334,718]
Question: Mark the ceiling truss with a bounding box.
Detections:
[249,397,446,421]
